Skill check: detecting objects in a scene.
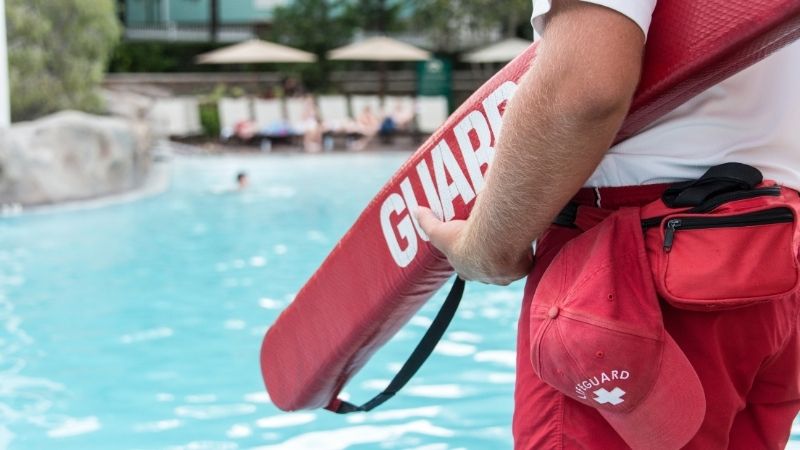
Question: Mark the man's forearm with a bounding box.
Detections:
[417,0,646,284]
[461,66,631,269]
[458,1,645,279]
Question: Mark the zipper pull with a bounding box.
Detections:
[663,219,682,252]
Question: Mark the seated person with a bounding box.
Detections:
[303,115,325,153]
[379,102,416,143]
[350,106,381,151]
[392,102,415,131]
[233,119,257,142]
[290,95,320,137]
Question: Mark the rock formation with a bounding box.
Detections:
[0,111,153,207]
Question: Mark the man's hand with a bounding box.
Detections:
[416,207,533,285]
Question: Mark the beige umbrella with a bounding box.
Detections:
[196,39,317,64]
[329,37,431,99]
[463,37,532,63]
[328,36,431,62]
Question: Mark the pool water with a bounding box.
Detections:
[0,153,798,450]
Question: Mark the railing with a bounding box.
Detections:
[124,23,256,43]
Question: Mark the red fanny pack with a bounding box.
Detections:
[640,163,800,310]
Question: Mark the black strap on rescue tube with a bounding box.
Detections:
[662,163,762,208]
[329,276,466,414]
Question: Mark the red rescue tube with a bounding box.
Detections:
[262,0,800,412]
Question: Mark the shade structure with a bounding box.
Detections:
[463,37,532,63]
[196,39,317,64]
[328,36,431,61]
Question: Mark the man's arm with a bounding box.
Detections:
[417,0,646,285]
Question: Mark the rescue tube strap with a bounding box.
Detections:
[329,276,466,414]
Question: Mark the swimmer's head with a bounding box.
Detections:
[237,172,249,189]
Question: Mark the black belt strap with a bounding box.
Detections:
[329,276,466,414]
[556,163,765,227]
[553,202,579,228]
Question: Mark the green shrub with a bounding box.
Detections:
[197,84,238,137]
[108,42,219,73]
[6,0,121,122]
[199,103,221,137]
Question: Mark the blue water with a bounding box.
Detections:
[0,153,523,450]
[1,153,798,450]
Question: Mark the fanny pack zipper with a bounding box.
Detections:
[641,186,782,229]
[691,186,781,213]
[662,207,793,252]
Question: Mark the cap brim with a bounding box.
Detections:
[600,332,706,450]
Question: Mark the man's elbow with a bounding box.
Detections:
[531,0,645,124]
[553,76,637,124]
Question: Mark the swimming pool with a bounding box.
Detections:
[0,153,798,450]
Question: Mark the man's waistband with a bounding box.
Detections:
[555,184,670,230]
[572,184,670,208]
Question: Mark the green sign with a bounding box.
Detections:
[417,58,452,98]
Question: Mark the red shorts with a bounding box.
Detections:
[513,185,800,449]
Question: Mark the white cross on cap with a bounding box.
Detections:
[593,387,626,405]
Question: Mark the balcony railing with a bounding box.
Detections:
[124,23,256,43]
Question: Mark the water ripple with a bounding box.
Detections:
[474,350,516,368]
[406,384,468,399]
[243,392,270,404]
[165,441,238,450]
[134,419,183,433]
[119,327,174,344]
[223,319,246,330]
[226,423,252,438]
[251,420,454,450]
[174,404,256,420]
[258,298,282,309]
[255,413,316,429]
[47,416,101,438]
[185,394,217,404]
[434,340,477,357]
[345,406,443,424]
[447,331,482,344]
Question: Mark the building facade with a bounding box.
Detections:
[120,0,288,42]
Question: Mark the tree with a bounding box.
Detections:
[341,0,406,34]
[468,0,531,37]
[268,0,354,91]
[410,0,531,52]
[6,0,121,122]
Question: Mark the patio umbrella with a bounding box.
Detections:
[196,39,317,64]
[328,36,431,61]
[463,37,532,63]
[328,36,431,99]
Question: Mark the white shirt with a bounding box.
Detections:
[531,1,800,190]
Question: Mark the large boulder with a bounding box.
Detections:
[0,111,152,206]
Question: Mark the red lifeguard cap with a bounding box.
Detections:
[530,208,706,450]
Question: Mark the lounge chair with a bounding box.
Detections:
[285,96,316,136]
[350,95,382,120]
[415,96,449,134]
[218,97,253,140]
[151,97,203,138]
[317,95,350,132]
